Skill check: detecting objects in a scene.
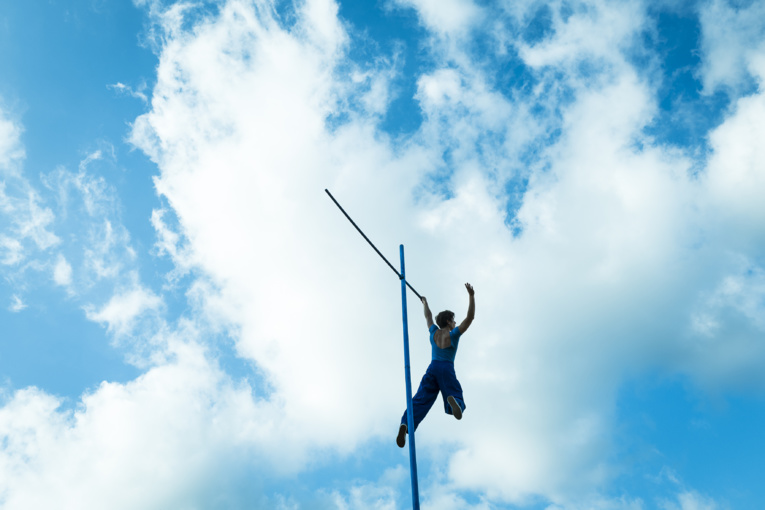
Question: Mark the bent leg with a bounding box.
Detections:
[436,363,466,416]
[400,369,440,432]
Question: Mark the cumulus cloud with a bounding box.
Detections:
[705,88,765,238]
[391,0,484,35]
[0,336,270,510]
[698,0,765,94]
[122,0,765,505]
[517,0,646,72]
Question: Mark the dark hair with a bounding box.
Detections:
[435,310,455,329]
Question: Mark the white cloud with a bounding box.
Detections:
[84,280,163,337]
[14,192,59,251]
[150,207,194,283]
[0,110,25,174]
[82,219,136,281]
[391,0,483,36]
[44,149,118,219]
[698,0,765,94]
[2,0,765,508]
[0,235,23,266]
[704,89,765,239]
[349,60,400,117]
[660,491,720,510]
[0,336,273,510]
[0,107,60,269]
[40,155,139,291]
[518,0,646,73]
[331,481,399,510]
[681,258,765,390]
[107,81,149,103]
[8,294,27,313]
[541,497,645,510]
[122,0,765,506]
[0,183,59,263]
[53,254,73,287]
[130,0,435,459]
[421,488,493,510]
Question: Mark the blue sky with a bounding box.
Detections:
[2,0,765,509]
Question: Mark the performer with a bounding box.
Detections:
[397,283,475,447]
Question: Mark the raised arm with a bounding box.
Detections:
[422,296,434,329]
[457,283,475,335]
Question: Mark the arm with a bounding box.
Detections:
[422,296,434,329]
[457,283,475,335]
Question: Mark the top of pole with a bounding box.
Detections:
[325,189,422,300]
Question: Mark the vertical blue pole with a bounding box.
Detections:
[400,244,420,510]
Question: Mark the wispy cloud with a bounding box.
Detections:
[84,278,163,337]
[8,294,27,313]
[0,111,25,174]
[660,491,720,510]
[0,108,60,270]
[107,82,149,103]
[52,254,73,287]
[0,235,23,266]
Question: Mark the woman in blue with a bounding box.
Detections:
[397,283,476,448]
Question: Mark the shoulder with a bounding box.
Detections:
[429,324,438,334]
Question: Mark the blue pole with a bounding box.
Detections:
[400,244,420,510]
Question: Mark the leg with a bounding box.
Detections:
[400,369,440,431]
[435,362,466,418]
[397,367,440,447]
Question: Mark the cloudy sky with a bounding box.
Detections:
[2,0,765,508]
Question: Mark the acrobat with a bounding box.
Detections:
[397,283,476,447]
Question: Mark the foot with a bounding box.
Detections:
[447,396,463,420]
[396,423,407,448]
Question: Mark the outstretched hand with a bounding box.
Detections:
[465,283,474,296]
[421,296,428,304]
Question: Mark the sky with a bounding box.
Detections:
[1,0,765,508]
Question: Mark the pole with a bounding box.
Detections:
[325,189,422,300]
[324,189,421,508]
[400,244,420,510]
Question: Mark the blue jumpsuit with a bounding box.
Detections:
[400,324,466,432]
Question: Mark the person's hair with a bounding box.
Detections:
[435,310,455,329]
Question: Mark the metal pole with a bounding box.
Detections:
[400,244,420,510]
[325,189,422,300]
[324,189,421,507]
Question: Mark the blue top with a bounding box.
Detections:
[429,324,462,362]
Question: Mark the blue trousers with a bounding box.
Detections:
[400,360,466,432]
